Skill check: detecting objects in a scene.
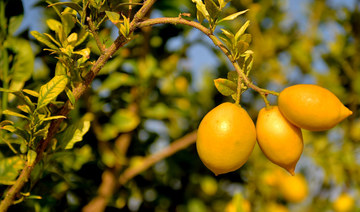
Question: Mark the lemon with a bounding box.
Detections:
[333,193,355,212]
[256,106,303,175]
[266,203,289,212]
[279,174,308,203]
[196,103,256,175]
[278,84,352,131]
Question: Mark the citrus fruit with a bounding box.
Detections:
[266,203,289,212]
[278,84,352,131]
[196,102,256,175]
[333,193,355,212]
[279,174,308,203]
[256,106,303,175]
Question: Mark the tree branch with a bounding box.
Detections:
[0,0,157,211]
[137,17,279,96]
[119,131,197,185]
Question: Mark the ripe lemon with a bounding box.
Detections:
[256,106,303,175]
[196,102,256,175]
[278,84,352,131]
[279,174,308,203]
[333,193,355,212]
[266,203,289,212]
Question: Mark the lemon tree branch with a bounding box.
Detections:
[137,17,279,97]
[119,131,197,185]
[0,1,157,211]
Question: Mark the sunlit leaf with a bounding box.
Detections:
[220,29,234,41]
[27,150,37,166]
[2,110,29,119]
[37,75,68,110]
[111,109,140,133]
[218,9,249,23]
[235,20,250,42]
[43,116,67,122]
[31,31,59,50]
[48,2,82,14]
[4,37,34,84]
[214,78,237,96]
[0,156,25,185]
[192,0,210,22]
[65,87,76,106]
[57,114,93,149]
[17,105,31,114]
[43,33,61,47]
[22,89,39,97]
[46,19,62,34]
[105,11,121,24]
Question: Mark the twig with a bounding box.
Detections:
[119,131,197,185]
[137,17,279,97]
[0,0,157,211]
[87,17,105,54]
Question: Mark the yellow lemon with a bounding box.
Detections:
[278,84,352,131]
[197,102,256,175]
[279,174,308,203]
[256,106,303,175]
[333,193,355,212]
[266,203,289,212]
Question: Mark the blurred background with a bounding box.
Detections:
[1,0,360,211]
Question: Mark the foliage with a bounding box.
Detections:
[0,0,359,211]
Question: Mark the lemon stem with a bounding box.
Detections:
[261,94,271,109]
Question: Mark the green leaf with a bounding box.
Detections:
[0,156,25,185]
[58,116,91,149]
[31,31,59,50]
[44,33,61,47]
[192,0,210,21]
[219,36,232,50]
[67,32,78,44]
[227,71,238,83]
[99,72,136,91]
[8,15,23,35]
[220,29,234,41]
[27,150,37,166]
[43,116,67,122]
[48,2,82,14]
[5,37,34,84]
[0,120,14,127]
[55,61,67,76]
[111,109,140,133]
[204,0,220,19]
[235,20,250,42]
[236,41,249,55]
[2,110,29,119]
[37,75,69,110]
[75,31,89,47]
[0,88,16,93]
[22,89,39,97]
[65,87,75,106]
[214,78,237,96]
[143,103,170,119]
[240,33,252,44]
[46,19,63,34]
[1,125,16,133]
[218,9,249,23]
[17,105,31,114]
[33,124,50,139]
[105,11,121,24]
